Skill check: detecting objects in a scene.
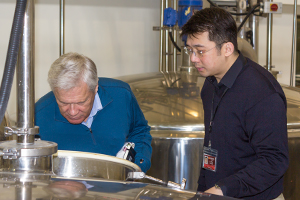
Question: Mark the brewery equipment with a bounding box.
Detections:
[117,71,300,200]
[0,2,195,199]
[0,173,240,200]
[144,0,296,194]
[0,0,57,176]
[0,0,299,199]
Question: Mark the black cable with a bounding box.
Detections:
[0,0,28,124]
[168,31,181,52]
[237,3,261,33]
[230,12,249,16]
[171,78,181,87]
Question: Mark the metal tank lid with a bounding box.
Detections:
[117,72,300,133]
[0,150,238,199]
[0,173,241,200]
[0,143,240,200]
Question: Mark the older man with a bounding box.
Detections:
[35,52,152,172]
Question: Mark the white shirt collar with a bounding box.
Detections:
[81,93,102,128]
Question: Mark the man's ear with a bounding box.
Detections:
[223,42,235,57]
[94,85,98,94]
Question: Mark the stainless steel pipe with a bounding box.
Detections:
[290,0,297,87]
[266,12,273,72]
[249,0,259,56]
[0,0,58,174]
[236,0,247,39]
[165,0,169,72]
[172,0,178,72]
[60,0,65,56]
[16,0,35,133]
[159,0,179,73]
[15,182,33,200]
[159,0,165,72]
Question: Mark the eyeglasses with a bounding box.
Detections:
[183,45,217,58]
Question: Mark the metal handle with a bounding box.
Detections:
[127,172,186,190]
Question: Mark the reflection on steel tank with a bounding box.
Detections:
[0,113,10,141]
[117,71,300,200]
[0,150,238,200]
[118,71,205,191]
[52,150,141,180]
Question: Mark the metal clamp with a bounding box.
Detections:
[153,26,180,31]
[259,2,264,15]
[1,148,20,159]
[127,172,186,190]
[4,126,39,137]
[127,171,146,179]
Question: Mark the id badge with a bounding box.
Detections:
[202,146,218,172]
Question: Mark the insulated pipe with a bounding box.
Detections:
[290,0,297,86]
[60,0,65,56]
[16,0,35,144]
[0,0,28,127]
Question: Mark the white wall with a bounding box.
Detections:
[0,0,299,119]
[257,3,298,85]
[0,0,160,119]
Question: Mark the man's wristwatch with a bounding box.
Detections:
[215,184,221,190]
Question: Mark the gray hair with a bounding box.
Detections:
[48,52,98,91]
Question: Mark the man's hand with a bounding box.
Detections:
[205,186,224,196]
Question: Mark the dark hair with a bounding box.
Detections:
[181,7,238,52]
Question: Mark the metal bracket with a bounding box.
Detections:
[1,148,20,159]
[259,1,264,15]
[127,171,146,179]
[4,126,39,137]
[153,26,180,31]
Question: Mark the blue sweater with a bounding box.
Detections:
[35,78,152,172]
